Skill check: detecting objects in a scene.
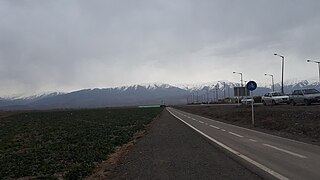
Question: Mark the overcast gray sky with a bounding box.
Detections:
[1,0,320,96]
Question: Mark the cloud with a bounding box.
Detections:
[0,0,320,96]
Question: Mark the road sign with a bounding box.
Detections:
[245,81,257,127]
[246,81,257,91]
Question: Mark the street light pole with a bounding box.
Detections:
[307,59,320,82]
[218,81,226,99]
[264,73,274,92]
[233,72,243,87]
[215,84,219,101]
[274,53,285,94]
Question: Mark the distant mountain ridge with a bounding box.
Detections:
[1,81,319,110]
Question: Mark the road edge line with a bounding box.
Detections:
[175,108,309,146]
[167,108,289,180]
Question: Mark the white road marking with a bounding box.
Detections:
[249,139,257,142]
[185,110,309,145]
[205,123,209,125]
[221,129,226,131]
[263,144,307,159]
[167,109,289,180]
[209,125,220,129]
[191,118,196,120]
[228,131,244,138]
[199,121,204,124]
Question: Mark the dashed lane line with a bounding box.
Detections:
[263,144,307,159]
[167,108,289,180]
[199,121,204,124]
[228,131,244,138]
[209,125,220,129]
[249,139,257,142]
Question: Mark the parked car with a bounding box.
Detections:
[241,97,254,105]
[261,92,289,105]
[290,88,320,106]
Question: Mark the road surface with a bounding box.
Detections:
[167,107,320,180]
[113,109,261,179]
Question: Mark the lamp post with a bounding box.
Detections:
[233,71,243,87]
[218,81,226,99]
[215,84,219,101]
[264,73,274,92]
[307,59,320,82]
[274,53,285,94]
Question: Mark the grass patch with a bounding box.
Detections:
[0,107,163,179]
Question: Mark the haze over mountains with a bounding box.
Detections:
[1,80,319,110]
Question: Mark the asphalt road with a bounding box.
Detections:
[167,107,320,180]
[113,109,261,180]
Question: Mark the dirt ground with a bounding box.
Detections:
[175,104,320,145]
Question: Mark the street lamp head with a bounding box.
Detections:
[264,73,267,76]
[307,59,311,62]
[274,53,278,56]
[233,72,236,74]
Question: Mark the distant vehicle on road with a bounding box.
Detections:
[241,97,254,105]
[261,92,289,105]
[290,88,320,106]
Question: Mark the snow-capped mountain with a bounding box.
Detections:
[0,80,319,110]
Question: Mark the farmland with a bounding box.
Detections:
[0,107,163,179]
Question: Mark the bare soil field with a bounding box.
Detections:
[175,104,320,145]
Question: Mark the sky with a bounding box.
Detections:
[1,0,320,96]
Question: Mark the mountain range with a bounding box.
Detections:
[1,80,319,110]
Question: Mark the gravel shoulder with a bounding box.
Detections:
[110,109,262,180]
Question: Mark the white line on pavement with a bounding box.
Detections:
[167,109,289,180]
[221,129,226,131]
[263,144,307,159]
[209,125,220,129]
[249,139,257,142]
[199,121,204,124]
[228,131,244,138]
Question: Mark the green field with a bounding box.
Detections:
[0,107,163,179]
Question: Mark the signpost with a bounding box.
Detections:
[246,81,257,126]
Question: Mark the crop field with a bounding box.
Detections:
[0,107,163,179]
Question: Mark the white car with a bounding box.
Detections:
[241,97,254,105]
[262,92,289,105]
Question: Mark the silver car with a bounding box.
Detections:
[262,92,289,105]
[290,89,320,106]
[241,97,254,105]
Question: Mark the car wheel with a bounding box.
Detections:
[290,100,296,106]
[304,99,311,106]
[272,100,276,105]
[262,101,267,106]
